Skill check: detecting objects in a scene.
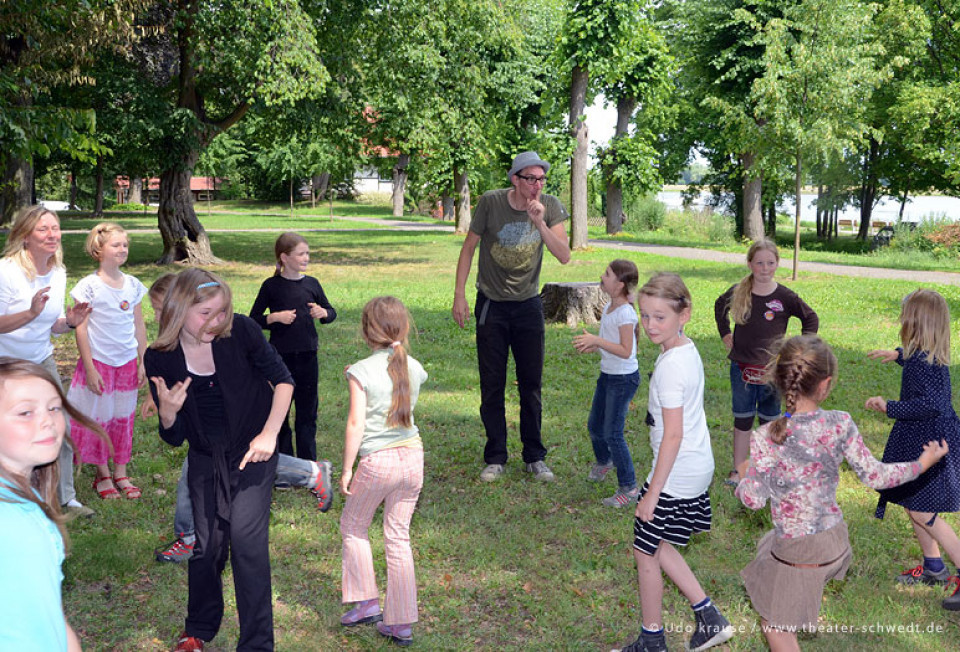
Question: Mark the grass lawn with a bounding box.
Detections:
[37,227,960,650]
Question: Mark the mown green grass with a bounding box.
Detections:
[38,227,960,650]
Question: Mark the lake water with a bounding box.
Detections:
[656,190,960,224]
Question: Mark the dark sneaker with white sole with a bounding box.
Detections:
[688,604,734,651]
[896,563,952,585]
[943,576,960,611]
[611,629,669,652]
[524,460,555,482]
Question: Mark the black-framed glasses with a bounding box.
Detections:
[516,173,547,185]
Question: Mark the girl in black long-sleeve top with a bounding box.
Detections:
[146,268,293,652]
[250,232,336,461]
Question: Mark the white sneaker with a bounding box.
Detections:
[480,464,504,482]
[524,461,555,482]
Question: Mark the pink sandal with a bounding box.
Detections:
[113,476,141,500]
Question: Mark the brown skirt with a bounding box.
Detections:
[740,522,853,631]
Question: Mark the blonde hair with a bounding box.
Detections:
[638,272,692,315]
[0,357,108,548]
[730,238,779,325]
[84,222,127,260]
[152,268,233,351]
[900,289,951,366]
[274,232,308,277]
[2,205,64,280]
[608,259,639,299]
[765,335,837,444]
[361,296,413,428]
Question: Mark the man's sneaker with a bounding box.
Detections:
[63,499,94,518]
[602,486,640,507]
[588,462,614,482]
[688,604,734,651]
[525,460,555,482]
[480,464,504,482]
[943,576,960,611]
[611,629,668,652]
[311,460,334,512]
[896,563,952,585]
[155,537,195,563]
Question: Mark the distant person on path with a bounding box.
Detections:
[714,238,818,486]
[0,205,92,517]
[865,289,960,610]
[452,151,571,483]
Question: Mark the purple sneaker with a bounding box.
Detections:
[377,621,413,646]
[341,600,382,627]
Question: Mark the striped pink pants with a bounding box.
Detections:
[340,446,423,626]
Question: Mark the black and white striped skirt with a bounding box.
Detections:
[632,482,712,555]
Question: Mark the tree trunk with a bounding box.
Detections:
[69,168,79,211]
[289,178,294,213]
[899,190,908,221]
[391,153,410,218]
[569,64,589,249]
[128,177,143,204]
[157,151,221,265]
[741,151,763,241]
[766,202,776,237]
[313,172,330,204]
[857,138,879,241]
[604,96,636,235]
[815,184,823,238]
[454,167,471,233]
[792,148,801,280]
[541,282,606,328]
[93,155,105,217]
[442,191,454,221]
[1,155,33,223]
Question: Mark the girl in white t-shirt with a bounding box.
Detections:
[340,296,428,647]
[67,223,148,501]
[573,259,640,507]
[612,273,733,652]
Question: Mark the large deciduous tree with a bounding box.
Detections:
[137,1,327,264]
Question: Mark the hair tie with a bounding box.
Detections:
[782,412,792,419]
[389,341,401,350]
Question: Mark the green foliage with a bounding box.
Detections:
[622,194,666,231]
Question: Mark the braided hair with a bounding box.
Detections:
[766,335,837,444]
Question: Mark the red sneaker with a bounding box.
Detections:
[311,460,334,512]
[155,538,195,563]
[173,632,204,652]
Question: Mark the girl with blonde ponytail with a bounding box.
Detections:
[736,335,947,649]
[714,238,818,486]
[340,296,428,646]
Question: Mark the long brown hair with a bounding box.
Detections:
[152,268,233,351]
[730,238,779,325]
[765,335,837,444]
[608,259,639,300]
[899,289,951,366]
[361,296,413,428]
[2,205,64,280]
[0,358,108,547]
[274,232,308,277]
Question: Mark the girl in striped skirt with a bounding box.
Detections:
[613,273,733,652]
[340,297,428,647]
[67,223,148,500]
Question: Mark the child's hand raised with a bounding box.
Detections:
[919,439,950,472]
[151,376,192,428]
[572,329,599,353]
[865,396,888,413]
[867,349,899,363]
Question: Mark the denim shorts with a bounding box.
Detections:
[730,361,781,423]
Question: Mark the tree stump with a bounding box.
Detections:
[541,282,606,328]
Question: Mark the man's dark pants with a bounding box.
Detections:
[475,291,546,465]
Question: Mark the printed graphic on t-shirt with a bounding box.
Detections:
[491,221,541,271]
[764,298,784,321]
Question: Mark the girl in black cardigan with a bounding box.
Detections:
[145,268,293,652]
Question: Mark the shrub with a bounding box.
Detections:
[622,195,666,232]
[887,214,960,259]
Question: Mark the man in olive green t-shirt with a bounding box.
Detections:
[452,151,571,482]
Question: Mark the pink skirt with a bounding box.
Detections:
[67,358,139,465]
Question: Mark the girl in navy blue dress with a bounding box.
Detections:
[865,289,960,610]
